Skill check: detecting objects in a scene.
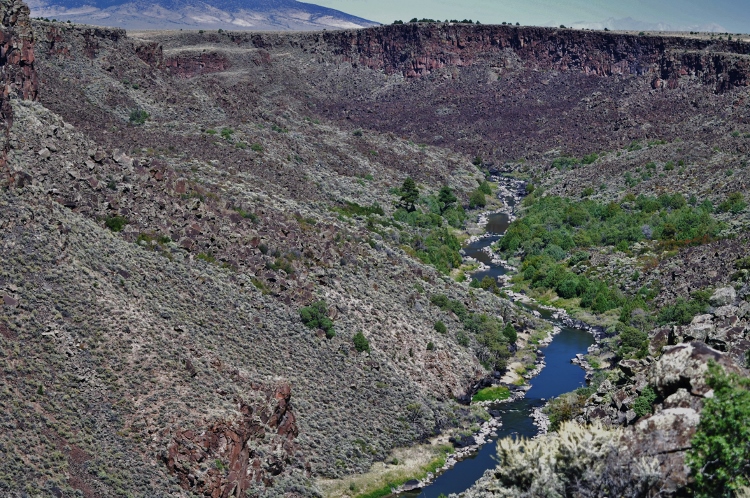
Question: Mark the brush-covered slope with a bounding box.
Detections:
[0,7,552,497]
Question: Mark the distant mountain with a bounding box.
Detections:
[568,17,726,33]
[26,0,379,30]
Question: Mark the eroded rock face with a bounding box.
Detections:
[628,408,701,492]
[164,383,307,498]
[0,0,37,184]
[314,24,750,91]
[649,341,740,398]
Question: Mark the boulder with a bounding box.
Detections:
[710,286,736,307]
[648,342,740,398]
[684,314,714,342]
[402,480,422,492]
[627,408,701,491]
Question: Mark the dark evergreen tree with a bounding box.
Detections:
[399,177,419,212]
[438,185,457,214]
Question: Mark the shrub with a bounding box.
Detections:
[353,331,370,352]
[128,109,149,125]
[469,189,486,208]
[552,156,579,170]
[426,341,435,351]
[335,201,384,218]
[493,421,660,496]
[478,180,492,195]
[632,385,657,417]
[434,321,447,334]
[299,300,335,338]
[502,323,517,343]
[717,192,747,214]
[657,292,710,325]
[456,331,469,346]
[687,363,750,497]
[430,294,467,320]
[581,152,598,164]
[545,387,595,431]
[104,215,128,232]
[616,324,649,359]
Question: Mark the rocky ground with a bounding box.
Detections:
[1,3,750,497]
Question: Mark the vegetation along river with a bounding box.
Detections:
[399,209,595,498]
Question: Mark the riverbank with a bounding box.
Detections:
[320,177,598,498]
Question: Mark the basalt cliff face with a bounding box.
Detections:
[322,24,750,90]
[0,0,36,183]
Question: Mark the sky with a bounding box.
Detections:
[301,0,750,33]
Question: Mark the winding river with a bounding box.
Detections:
[399,207,595,498]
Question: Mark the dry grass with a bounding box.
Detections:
[318,436,452,498]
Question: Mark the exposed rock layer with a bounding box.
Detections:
[0,0,36,184]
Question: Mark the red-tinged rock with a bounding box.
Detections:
[164,383,304,497]
[3,295,18,307]
[174,178,187,194]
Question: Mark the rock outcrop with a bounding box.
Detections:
[263,24,750,91]
[582,342,745,493]
[0,0,36,185]
[164,384,307,497]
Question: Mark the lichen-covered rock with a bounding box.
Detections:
[710,286,737,307]
[648,341,740,398]
[627,408,701,492]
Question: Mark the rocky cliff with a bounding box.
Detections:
[239,24,750,91]
[0,0,35,185]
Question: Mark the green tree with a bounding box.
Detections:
[687,362,750,497]
[469,189,486,209]
[399,177,420,212]
[299,300,335,338]
[438,185,457,214]
[353,331,370,352]
[502,323,518,343]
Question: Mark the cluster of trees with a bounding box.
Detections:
[389,178,470,274]
[497,193,731,360]
[430,294,516,370]
[499,193,722,259]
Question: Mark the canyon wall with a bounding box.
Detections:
[0,0,36,185]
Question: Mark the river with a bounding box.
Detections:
[398,208,595,498]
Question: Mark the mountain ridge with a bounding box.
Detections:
[27,0,379,30]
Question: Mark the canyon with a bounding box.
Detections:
[0,1,749,496]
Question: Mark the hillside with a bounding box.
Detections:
[28,0,379,30]
[1,2,750,497]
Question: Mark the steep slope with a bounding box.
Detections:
[0,9,555,498]
[29,0,378,30]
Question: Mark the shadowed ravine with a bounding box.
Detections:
[399,212,595,498]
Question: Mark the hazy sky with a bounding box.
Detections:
[303,0,750,32]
